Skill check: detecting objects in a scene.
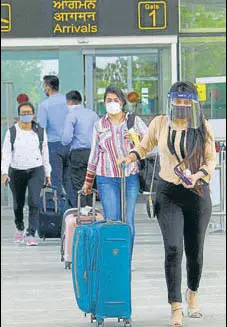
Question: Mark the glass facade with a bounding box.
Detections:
[90,47,171,124]
[179,0,226,120]
[1,50,84,117]
[180,37,226,119]
[179,0,226,33]
[1,50,84,205]
[1,0,226,205]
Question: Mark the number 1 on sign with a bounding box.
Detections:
[149,9,157,27]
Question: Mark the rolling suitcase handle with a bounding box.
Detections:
[42,186,58,213]
[121,162,127,223]
[42,184,57,190]
[77,188,97,225]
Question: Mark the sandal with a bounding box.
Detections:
[185,288,203,318]
[170,305,184,326]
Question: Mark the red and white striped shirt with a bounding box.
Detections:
[87,113,148,178]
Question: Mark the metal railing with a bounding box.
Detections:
[210,139,226,234]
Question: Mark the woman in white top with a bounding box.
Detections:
[1,102,51,246]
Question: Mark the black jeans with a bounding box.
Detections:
[48,142,75,207]
[155,179,212,304]
[70,148,92,207]
[9,166,45,236]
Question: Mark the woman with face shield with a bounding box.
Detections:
[83,85,148,256]
[118,81,216,326]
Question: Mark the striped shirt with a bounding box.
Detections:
[87,113,148,178]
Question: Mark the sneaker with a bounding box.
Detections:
[25,235,39,246]
[15,231,24,244]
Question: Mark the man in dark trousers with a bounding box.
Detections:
[37,75,75,207]
[62,90,99,207]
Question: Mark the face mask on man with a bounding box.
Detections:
[20,114,33,123]
[106,102,122,115]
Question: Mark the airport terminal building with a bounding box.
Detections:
[1,0,226,204]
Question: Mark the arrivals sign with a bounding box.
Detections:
[1,0,178,38]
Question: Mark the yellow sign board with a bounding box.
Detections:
[1,3,11,33]
[194,83,207,102]
[138,1,167,30]
[52,0,98,35]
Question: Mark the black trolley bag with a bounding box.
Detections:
[38,186,65,240]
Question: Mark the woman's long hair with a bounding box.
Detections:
[186,112,210,174]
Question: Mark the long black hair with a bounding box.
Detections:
[169,81,211,174]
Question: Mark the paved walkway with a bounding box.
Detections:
[1,205,226,327]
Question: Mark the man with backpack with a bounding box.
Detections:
[1,102,51,246]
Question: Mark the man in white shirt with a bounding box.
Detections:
[1,102,51,246]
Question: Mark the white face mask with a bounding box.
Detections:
[68,105,77,112]
[106,102,122,115]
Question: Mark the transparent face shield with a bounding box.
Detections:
[167,92,201,129]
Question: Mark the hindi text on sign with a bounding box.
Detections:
[53,11,96,22]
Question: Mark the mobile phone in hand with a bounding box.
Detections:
[174,166,192,185]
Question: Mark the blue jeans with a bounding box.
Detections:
[48,142,75,207]
[96,174,139,255]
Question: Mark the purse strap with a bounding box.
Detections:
[149,152,158,194]
[149,115,166,194]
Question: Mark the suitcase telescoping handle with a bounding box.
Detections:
[121,162,127,223]
[77,188,97,224]
[42,185,58,213]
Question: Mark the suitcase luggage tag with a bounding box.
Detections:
[76,189,97,225]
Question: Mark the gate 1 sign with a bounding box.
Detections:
[138,1,167,30]
[1,0,178,38]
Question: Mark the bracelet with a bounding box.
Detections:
[199,168,208,176]
[85,172,95,186]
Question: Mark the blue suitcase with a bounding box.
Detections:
[71,164,132,327]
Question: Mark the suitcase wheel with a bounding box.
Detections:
[64,262,71,270]
[96,319,104,327]
[91,315,96,323]
[118,318,124,323]
[123,319,132,327]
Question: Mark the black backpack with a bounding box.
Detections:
[9,121,44,153]
[126,113,160,193]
